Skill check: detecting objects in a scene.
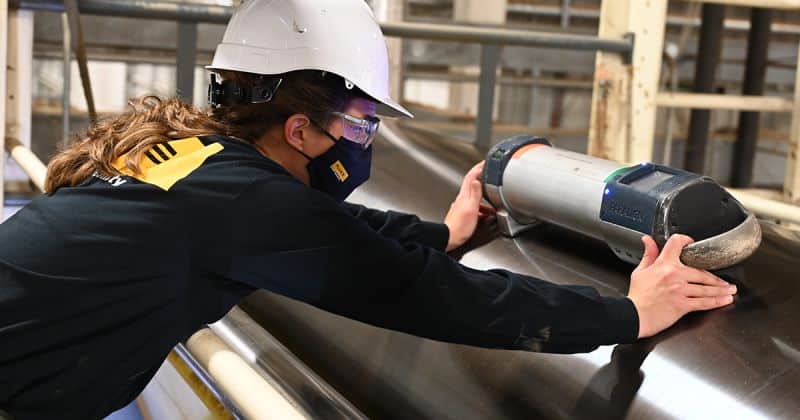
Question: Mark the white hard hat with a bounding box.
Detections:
[208,0,412,118]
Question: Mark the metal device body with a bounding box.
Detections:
[239,121,800,419]
[482,136,761,270]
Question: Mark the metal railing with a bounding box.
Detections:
[10,0,633,149]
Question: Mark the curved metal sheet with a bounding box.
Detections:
[240,121,800,419]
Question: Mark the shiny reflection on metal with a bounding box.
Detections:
[681,212,762,271]
[173,343,244,420]
[377,124,464,188]
[211,307,367,420]
[241,121,800,419]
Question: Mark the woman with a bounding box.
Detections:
[0,0,736,419]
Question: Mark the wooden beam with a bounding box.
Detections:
[588,0,668,164]
[1,0,8,219]
[628,0,669,163]
[588,0,631,161]
[656,92,794,112]
[687,0,800,10]
[5,10,33,148]
[783,42,800,204]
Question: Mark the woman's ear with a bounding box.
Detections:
[283,114,311,153]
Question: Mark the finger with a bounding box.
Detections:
[688,295,734,311]
[685,269,730,287]
[458,168,475,198]
[656,234,694,264]
[683,283,736,298]
[634,235,659,272]
[468,180,482,202]
[479,204,497,215]
[465,161,485,182]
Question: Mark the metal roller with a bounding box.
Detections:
[240,122,800,420]
[482,135,762,270]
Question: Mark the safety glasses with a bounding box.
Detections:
[331,112,381,150]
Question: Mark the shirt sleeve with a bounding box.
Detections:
[224,178,639,354]
[340,202,450,251]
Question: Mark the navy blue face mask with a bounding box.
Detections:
[297,125,372,202]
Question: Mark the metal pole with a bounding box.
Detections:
[476,44,500,151]
[61,13,71,147]
[10,0,233,23]
[684,3,725,174]
[64,0,97,123]
[9,1,634,55]
[381,21,632,52]
[560,0,571,28]
[731,8,772,188]
[176,21,197,103]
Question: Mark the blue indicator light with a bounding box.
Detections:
[604,188,611,196]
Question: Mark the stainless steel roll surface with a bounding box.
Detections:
[239,121,800,420]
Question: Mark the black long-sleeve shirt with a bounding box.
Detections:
[0,135,638,420]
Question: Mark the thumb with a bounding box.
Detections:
[634,235,658,272]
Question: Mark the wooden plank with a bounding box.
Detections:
[588,0,631,162]
[656,92,794,112]
[783,42,800,203]
[627,0,669,163]
[588,0,669,164]
[688,0,800,10]
[1,0,8,219]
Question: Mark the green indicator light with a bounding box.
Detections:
[604,165,634,183]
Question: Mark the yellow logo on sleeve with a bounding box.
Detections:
[329,160,349,182]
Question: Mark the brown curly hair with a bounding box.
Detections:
[45,70,368,193]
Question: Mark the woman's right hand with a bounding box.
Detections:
[628,234,737,339]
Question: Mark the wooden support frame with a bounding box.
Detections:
[656,92,794,112]
[783,42,800,204]
[588,0,668,164]
[588,0,631,162]
[5,10,33,149]
[1,0,8,218]
[688,0,800,10]
[628,0,669,164]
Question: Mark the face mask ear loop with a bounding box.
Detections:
[296,147,314,161]
[309,118,341,145]
[292,118,339,161]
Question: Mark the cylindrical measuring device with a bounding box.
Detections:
[482,135,762,270]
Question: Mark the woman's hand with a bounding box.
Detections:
[628,234,737,338]
[444,161,496,252]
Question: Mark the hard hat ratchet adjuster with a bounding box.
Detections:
[207,74,283,108]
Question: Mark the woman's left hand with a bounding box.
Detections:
[444,161,497,252]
